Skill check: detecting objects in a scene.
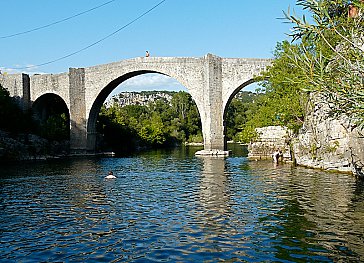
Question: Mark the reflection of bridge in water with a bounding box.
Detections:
[0,54,271,155]
[199,156,230,216]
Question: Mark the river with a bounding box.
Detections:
[0,145,363,262]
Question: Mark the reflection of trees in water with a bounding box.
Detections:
[265,198,323,261]
[237,160,363,260]
[271,167,364,260]
[56,158,109,209]
[349,179,364,257]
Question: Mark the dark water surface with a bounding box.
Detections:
[1,146,363,262]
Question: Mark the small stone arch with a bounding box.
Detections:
[32,93,70,139]
[32,93,69,122]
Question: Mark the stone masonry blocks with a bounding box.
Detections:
[1,55,270,154]
[69,68,87,154]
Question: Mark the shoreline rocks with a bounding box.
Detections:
[247,101,363,177]
[292,99,363,177]
[0,130,69,162]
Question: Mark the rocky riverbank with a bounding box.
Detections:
[248,102,364,177]
[0,130,69,162]
[292,99,364,177]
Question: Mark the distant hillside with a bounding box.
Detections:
[105,90,259,108]
[105,91,176,107]
[234,90,260,103]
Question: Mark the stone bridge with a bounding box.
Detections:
[0,54,271,155]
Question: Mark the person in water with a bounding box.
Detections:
[105,171,116,179]
[272,149,280,163]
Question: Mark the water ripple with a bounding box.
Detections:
[0,151,363,262]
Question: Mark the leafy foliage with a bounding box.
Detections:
[225,92,258,141]
[235,0,364,142]
[235,41,308,143]
[1,83,69,142]
[284,0,364,126]
[97,91,202,154]
[0,83,34,134]
[40,113,69,141]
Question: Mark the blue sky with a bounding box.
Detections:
[1,0,302,93]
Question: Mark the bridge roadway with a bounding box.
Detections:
[0,54,271,156]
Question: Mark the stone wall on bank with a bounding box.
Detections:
[292,101,364,176]
[248,126,292,161]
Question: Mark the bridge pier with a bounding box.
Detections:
[69,68,88,155]
[195,54,229,156]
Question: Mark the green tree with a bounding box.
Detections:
[97,104,137,153]
[171,91,191,120]
[0,83,33,134]
[225,92,258,141]
[138,113,167,146]
[41,113,69,141]
[96,91,203,153]
[170,91,202,142]
[284,0,364,125]
[261,41,308,130]
[236,41,308,143]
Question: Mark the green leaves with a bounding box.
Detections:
[235,41,308,143]
[0,84,34,134]
[41,113,69,141]
[284,0,364,125]
[97,91,202,153]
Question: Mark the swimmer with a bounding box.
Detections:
[105,171,116,179]
[272,149,280,163]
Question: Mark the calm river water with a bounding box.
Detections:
[1,145,363,262]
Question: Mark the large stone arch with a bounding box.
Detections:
[82,57,210,153]
[83,57,206,118]
[31,93,70,139]
[85,70,203,152]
